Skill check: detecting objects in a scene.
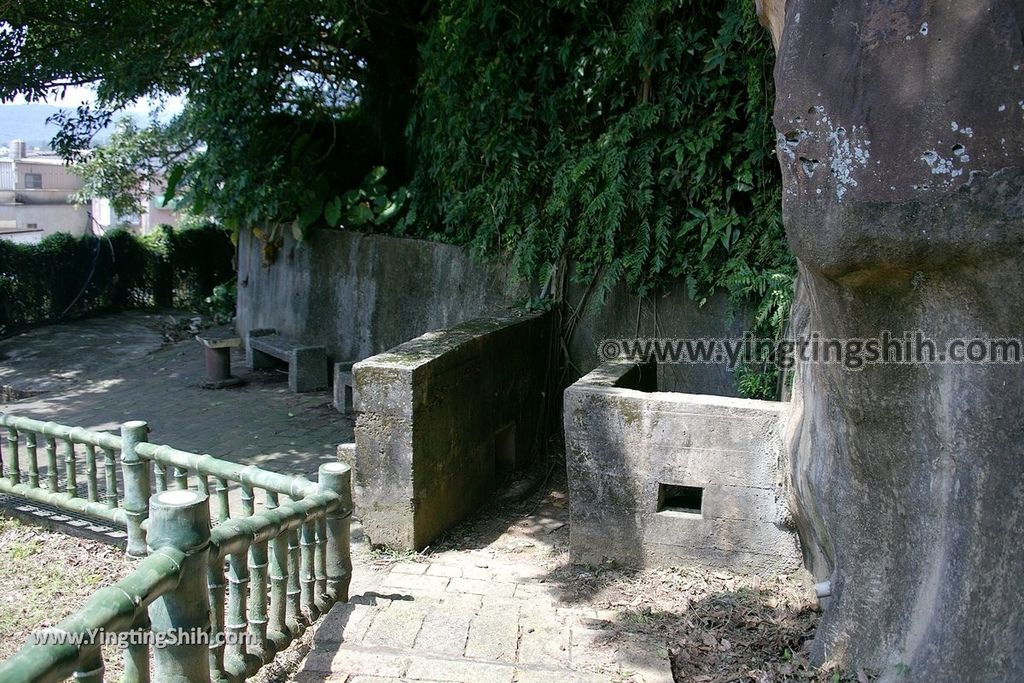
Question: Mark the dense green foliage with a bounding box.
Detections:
[408,0,793,397]
[410,0,791,307]
[0,1,423,228]
[0,225,234,332]
[1,0,794,395]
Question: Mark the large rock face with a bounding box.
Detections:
[768,1,1024,679]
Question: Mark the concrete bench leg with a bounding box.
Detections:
[250,347,279,370]
[246,329,279,369]
[333,362,359,413]
[289,347,328,392]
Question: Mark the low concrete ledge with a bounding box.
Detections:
[353,311,553,550]
[564,361,801,576]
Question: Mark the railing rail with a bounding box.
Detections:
[0,413,352,683]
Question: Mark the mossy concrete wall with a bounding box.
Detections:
[237,229,529,365]
[353,312,554,550]
[564,361,801,576]
[237,229,750,395]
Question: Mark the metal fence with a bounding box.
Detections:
[0,412,352,682]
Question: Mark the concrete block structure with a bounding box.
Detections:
[353,312,553,550]
[563,361,801,576]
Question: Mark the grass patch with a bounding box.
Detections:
[0,515,127,662]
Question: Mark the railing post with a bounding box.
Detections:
[121,421,151,558]
[147,489,212,683]
[318,462,353,602]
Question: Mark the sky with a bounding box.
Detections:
[3,84,185,117]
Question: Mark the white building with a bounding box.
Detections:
[0,140,90,244]
[0,139,180,244]
[91,177,180,234]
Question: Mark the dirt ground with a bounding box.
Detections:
[0,515,131,675]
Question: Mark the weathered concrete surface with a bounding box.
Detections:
[237,229,530,366]
[564,361,800,576]
[565,276,752,395]
[353,312,554,550]
[238,229,752,397]
[770,1,1024,679]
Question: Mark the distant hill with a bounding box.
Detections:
[0,104,144,150]
[0,104,67,148]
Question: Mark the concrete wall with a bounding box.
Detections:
[565,276,751,396]
[238,229,753,396]
[353,312,553,550]
[237,229,529,366]
[0,202,89,239]
[563,361,801,576]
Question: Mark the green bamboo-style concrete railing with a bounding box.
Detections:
[0,413,353,683]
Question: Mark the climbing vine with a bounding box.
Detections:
[404,0,794,397]
[409,0,792,309]
[5,1,794,395]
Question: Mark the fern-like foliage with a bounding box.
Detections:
[407,1,796,399]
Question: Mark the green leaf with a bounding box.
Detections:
[296,200,323,230]
[324,196,343,227]
[163,164,185,204]
[348,204,374,226]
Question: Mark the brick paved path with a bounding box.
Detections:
[1,314,674,682]
[0,312,350,479]
[296,511,673,683]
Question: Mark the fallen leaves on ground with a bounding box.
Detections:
[549,562,875,682]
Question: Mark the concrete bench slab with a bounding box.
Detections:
[198,335,240,350]
[246,328,328,393]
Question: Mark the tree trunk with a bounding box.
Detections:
[766,1,1024,680]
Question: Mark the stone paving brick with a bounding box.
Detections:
[432,592,483,611]
[513,668,611,683]
[383,571,452,595]
[405,654,516,683]
[424,563,463,578]
[413,608,473,657]
[363,602,429,649]
[446,576,516,598]
[465,606,521,663]
[392,562,429,575]
[301,644,411,677]
[290,672,349,683]
[512,582,562,603]
[315,602,378,644]
[517,612,571,668]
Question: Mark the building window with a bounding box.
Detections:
[23,173,42,189]
[26,223,38,231]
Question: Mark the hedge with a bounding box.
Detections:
[0,225,235,331]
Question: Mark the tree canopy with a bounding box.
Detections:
[1,0,422,227]
[1,0,793,395]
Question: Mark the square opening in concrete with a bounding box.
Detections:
[495,422,516,479]
[657,483,703,516]
[344,384,354,410]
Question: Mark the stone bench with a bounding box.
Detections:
[246,329,328,393]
